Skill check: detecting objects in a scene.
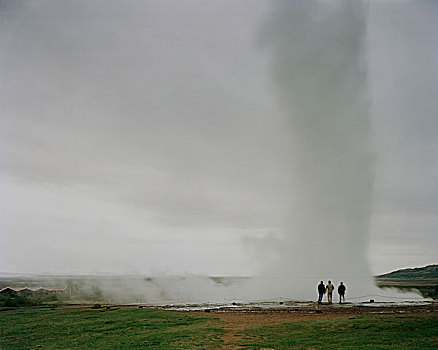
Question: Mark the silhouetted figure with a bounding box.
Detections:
[338,282,346,303]
[317,281,326,304]
[326,280,334,303]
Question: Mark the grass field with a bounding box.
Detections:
[1,308,437,349]
[239,314,438,349]
[0,308,223,349]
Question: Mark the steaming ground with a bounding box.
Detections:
[1,273,424,305]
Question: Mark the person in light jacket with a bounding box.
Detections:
[326,280,334,303]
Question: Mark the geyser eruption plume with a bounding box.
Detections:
[249,0,375,299]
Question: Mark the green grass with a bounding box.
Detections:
[1,309,437,349]
[0,308,223,349]
[375,264,438,298]
[0,295,62,310]
[239,314,438,349]
[376,265,438,279]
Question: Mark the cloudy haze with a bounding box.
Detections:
[0,0,437,284]
[367,0,438,274]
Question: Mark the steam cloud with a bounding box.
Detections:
[248,0,374,299]
[1,1,434,302]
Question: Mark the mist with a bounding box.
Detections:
[1,0,437,303]
[246,0,374,299]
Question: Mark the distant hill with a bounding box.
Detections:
[375,265,438,299]
[376,265,438,280]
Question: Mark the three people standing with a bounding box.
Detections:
[317,280,346,304]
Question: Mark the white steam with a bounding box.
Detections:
[0,0,431,302]
[246,0,375,299]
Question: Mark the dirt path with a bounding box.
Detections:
[212,312,352,349]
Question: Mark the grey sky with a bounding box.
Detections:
[0,0,437,277]
[368,0,438,274]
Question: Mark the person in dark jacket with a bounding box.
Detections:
[338,282,346,303]
[317,281,326,304]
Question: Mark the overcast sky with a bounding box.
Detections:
[0,0,437,277]
[367,0,438,274]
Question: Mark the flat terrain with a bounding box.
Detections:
[0,307,221,349]
[211,303,438,349]
[1,303,437,349]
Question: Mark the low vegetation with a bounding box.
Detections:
[239,314,438,349]
[377,265,438,279]
[1,308,437,349]
[0,308,222,349]
[0,295,61,310]
[375,264,438,298]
